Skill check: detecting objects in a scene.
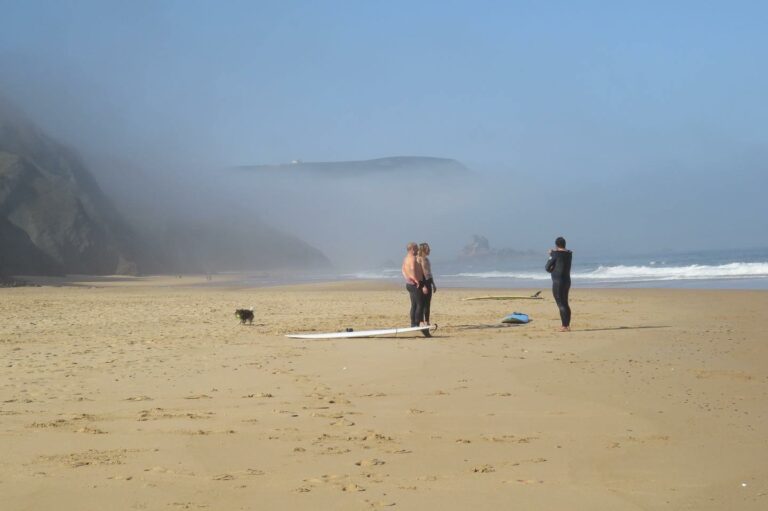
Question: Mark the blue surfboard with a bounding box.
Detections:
[502,312,530,324]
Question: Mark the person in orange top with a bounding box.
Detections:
[401,242,427,328]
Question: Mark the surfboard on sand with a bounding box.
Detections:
[463,292,542,301]
[285,324,438,339]
[502,312,530,324]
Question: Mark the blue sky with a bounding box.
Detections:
[1,1,767,255]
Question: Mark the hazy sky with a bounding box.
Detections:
[1,0,766,260]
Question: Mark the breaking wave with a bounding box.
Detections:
[341,269,400,280]
[449,262,768,282]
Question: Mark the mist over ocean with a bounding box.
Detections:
[2,3,766,283]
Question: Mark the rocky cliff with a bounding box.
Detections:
[0,104,141,275]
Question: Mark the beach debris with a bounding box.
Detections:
[125,395,152,401]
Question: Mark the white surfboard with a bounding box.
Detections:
[286,324,437,339]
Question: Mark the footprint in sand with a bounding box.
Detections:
[28,419,68,429]
[39,449,133,468]
[355,458,385,467]
[510,479,544,484]
[305,473,348,487]
[75,426,107,434]
[137,408,214,421]
[176,429,212,435]
[321,446,352,455]
[482,435,538,444]
[311,412,345,419]
[695,369,753,381]
[361,432,395,443]
[330,418,355,427]
[365,498,396,507]
[242,392,274,398]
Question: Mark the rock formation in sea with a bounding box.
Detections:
[458,235,538,261]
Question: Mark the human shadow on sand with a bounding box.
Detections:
[451,323,527,331]
[575,325,671,332]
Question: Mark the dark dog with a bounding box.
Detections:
[235,308,254,324]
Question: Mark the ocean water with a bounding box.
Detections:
[341,247,768,289]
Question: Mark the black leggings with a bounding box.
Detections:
[552,278,571,327]
[406,284,425,327]
[422,279,433,324]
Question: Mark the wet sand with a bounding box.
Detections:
[1,277,766,510]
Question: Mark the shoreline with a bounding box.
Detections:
[9,272,768,291]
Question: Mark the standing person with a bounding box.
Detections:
[401,242,429,333]
[545,237,572,331]
[417,243,437,325]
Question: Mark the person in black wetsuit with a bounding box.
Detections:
[417,243,437,325]
[545,237,572,331]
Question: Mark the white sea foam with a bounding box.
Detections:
[579,262,768,281]
[446,271,547,280]
[447,262,768,282]
[342,269,400,280]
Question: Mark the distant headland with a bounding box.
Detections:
[232,156,470,177]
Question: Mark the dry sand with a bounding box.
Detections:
[1,276,766,510]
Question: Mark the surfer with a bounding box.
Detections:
[402,242,428,329]
[545,237,572,332]
[418,243,437,325]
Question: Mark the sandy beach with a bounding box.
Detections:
[1,277,766,510]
